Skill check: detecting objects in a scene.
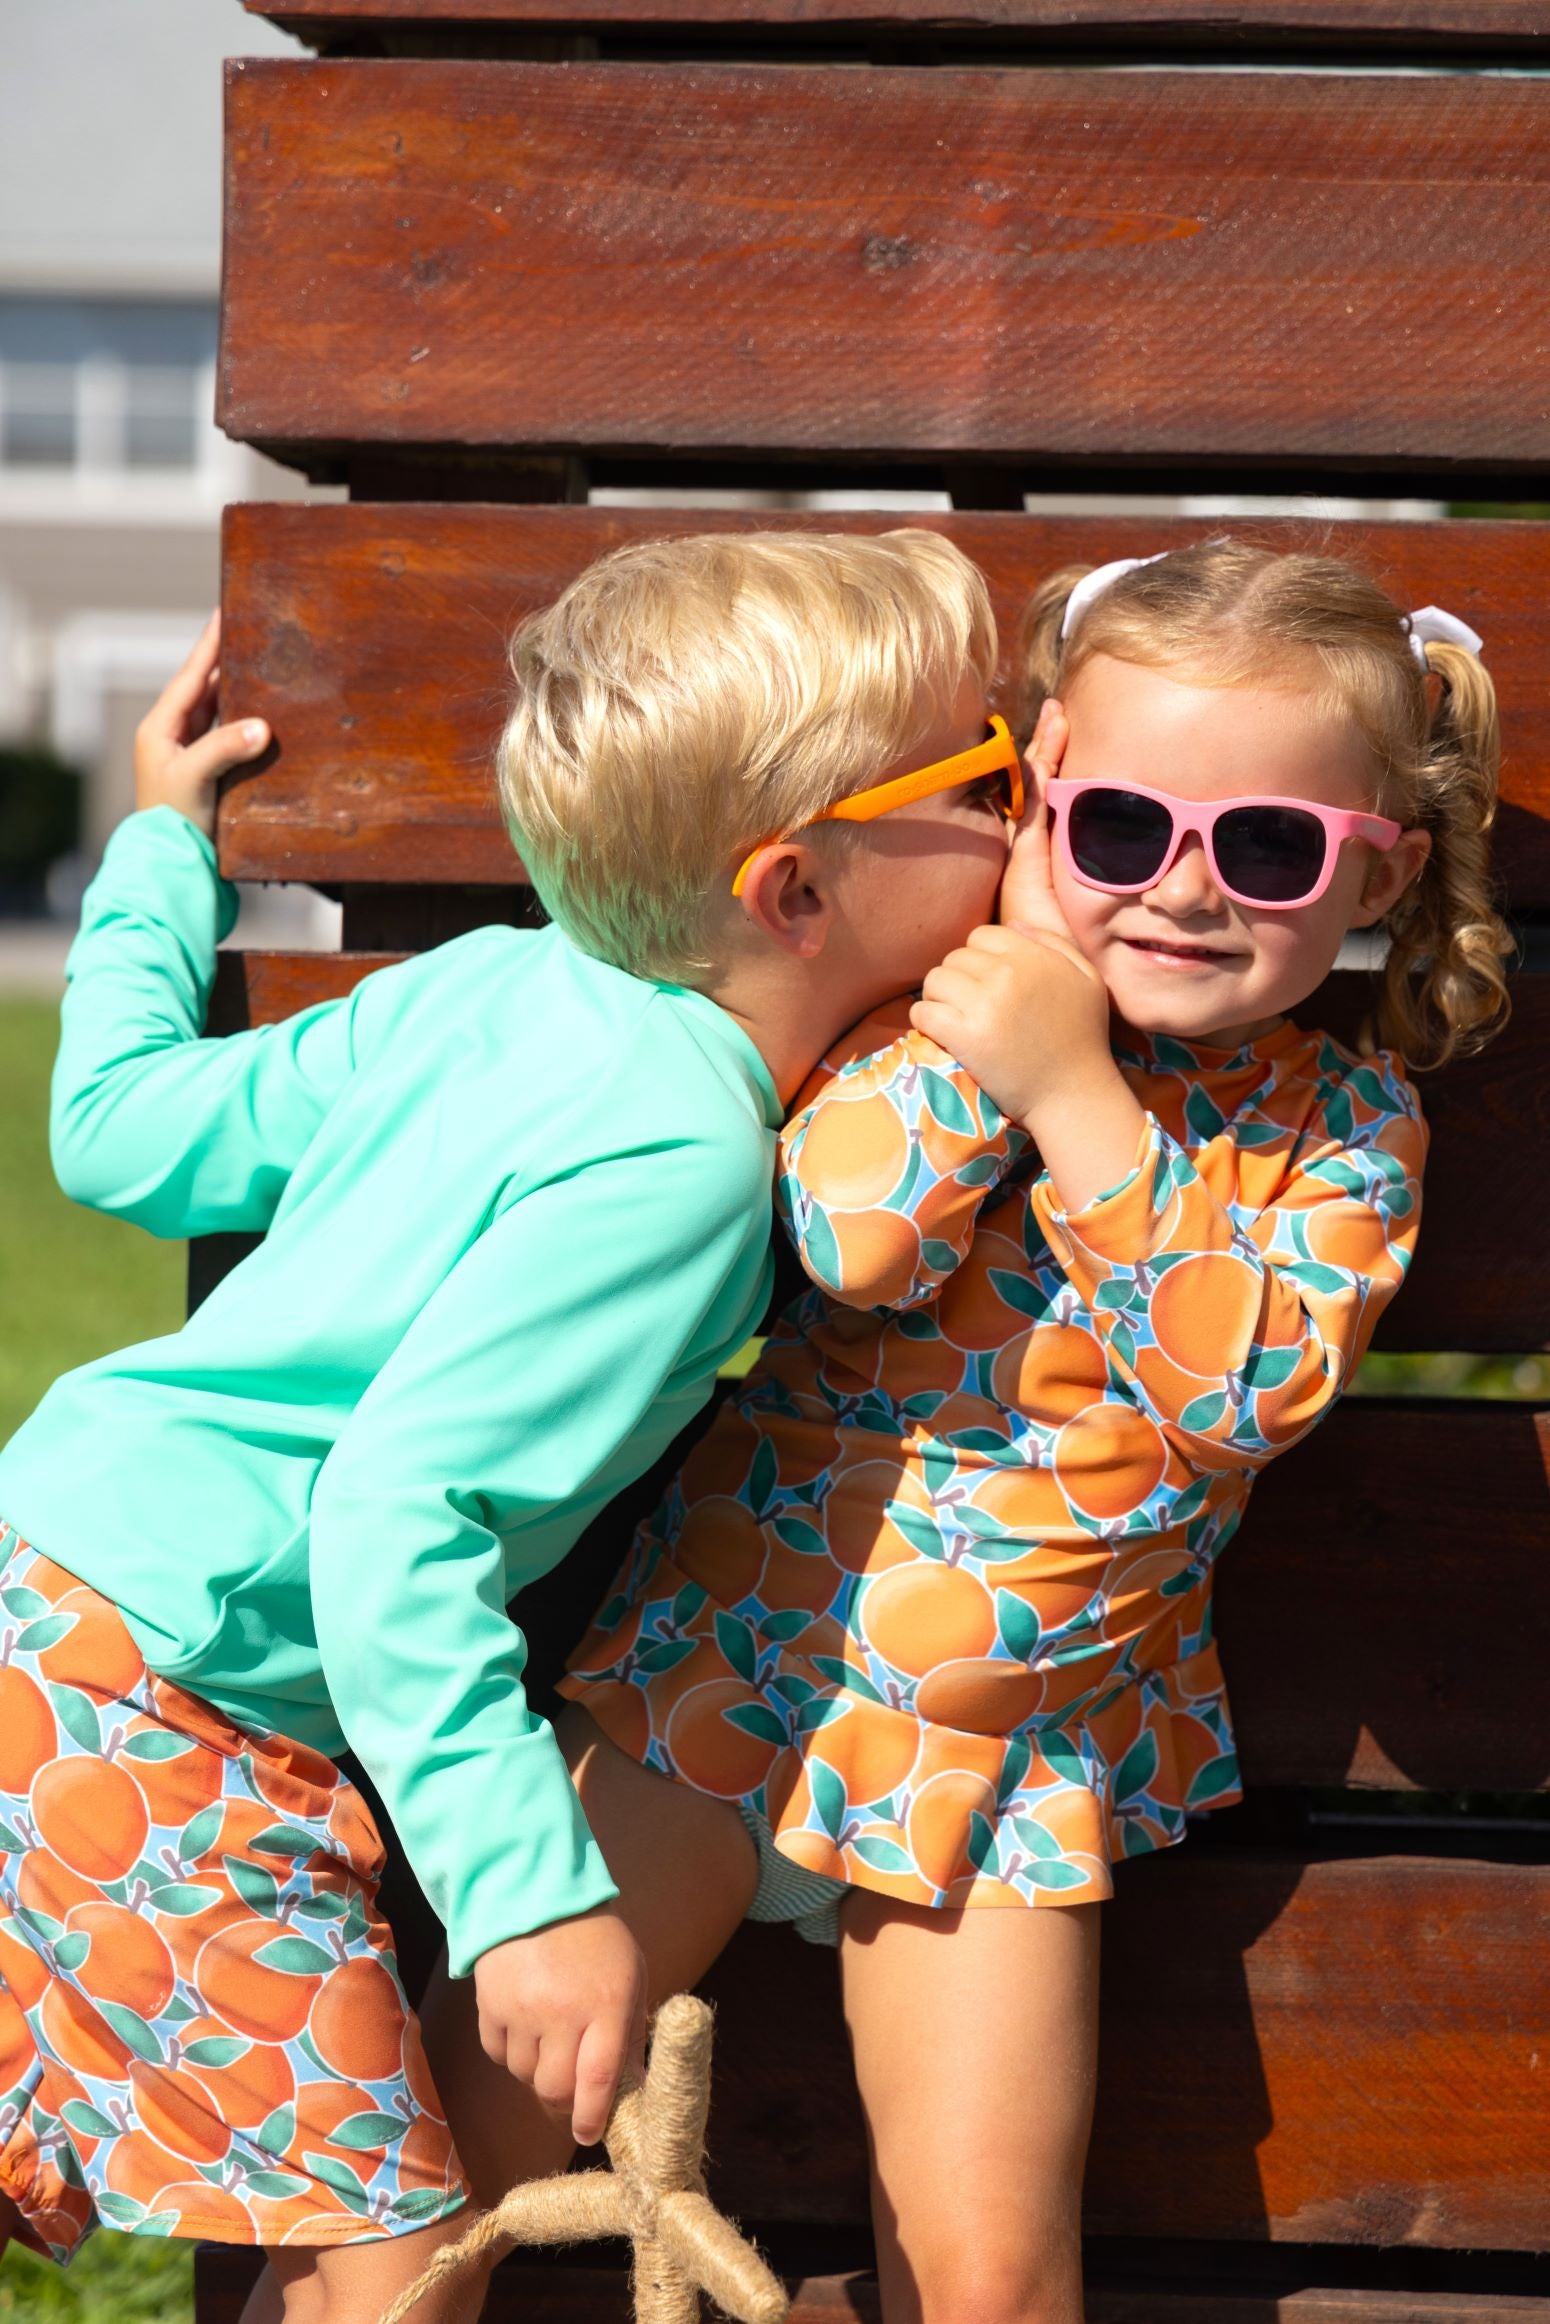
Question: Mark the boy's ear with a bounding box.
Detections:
[1348,826,1433,929]
[737,841,834,959]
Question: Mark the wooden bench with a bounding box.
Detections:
[197,6,1549,2318]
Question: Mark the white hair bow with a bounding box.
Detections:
[1058,553,1168,641]
[1404,605,1483,670]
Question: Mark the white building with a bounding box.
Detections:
[0,0,318,862]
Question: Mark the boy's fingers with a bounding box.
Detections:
[157,612,223,719]
[178,718,271,789]
[571,2017,628,2147]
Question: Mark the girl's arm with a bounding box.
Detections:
[49,619,356,1238]
[1029,1060,1425,1470]
[778,1000,1030,1311]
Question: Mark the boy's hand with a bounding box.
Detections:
[472,1902,647,2147]
[134,611,270,840]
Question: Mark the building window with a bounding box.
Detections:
[0,364,78,467]
[0,296,217,484]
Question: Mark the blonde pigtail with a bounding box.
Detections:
[1377,639,1513,1069]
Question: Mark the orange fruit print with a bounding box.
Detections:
[562,1015,1424,1919]
[0,1533,468,2264]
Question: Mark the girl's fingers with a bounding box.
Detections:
[157,612,222,720]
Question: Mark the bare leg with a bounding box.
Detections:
[841,1895,1100,2324]
[420,1704,759,2208]
[246,2212,481,2324]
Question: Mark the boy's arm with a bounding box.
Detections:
[1029,1060,1426,1472]
[50,807,358,1237]
[778,1004,1030,1311]
[307,1131,771,2113]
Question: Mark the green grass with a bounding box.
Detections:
[0,2237,193,2324]
[0,999,184,1452]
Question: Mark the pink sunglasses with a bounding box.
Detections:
[1043,777,1403,910]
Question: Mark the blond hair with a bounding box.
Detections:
[497,529,997,983]
[1016,539,1511,1069]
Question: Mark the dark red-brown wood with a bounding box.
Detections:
[241,0,1550,39]
[194,2247,1550,2323]
[218,502,1550,904]
[219,62,1550,474]
[691,1864,1550,2246]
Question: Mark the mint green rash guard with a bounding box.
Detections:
[0,808,781,1978]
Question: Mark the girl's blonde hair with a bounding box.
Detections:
[497,528,997,984]
[1016,538,1511,1069]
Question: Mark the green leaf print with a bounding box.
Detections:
[773,1514,828,1561]
[988,1268,1046,1320]
[250,1824,321,1859]
[723,1704,788,1748]
[150,1882,225,1918]
[1280,1260,1349,1297]
[51,1933,91,1974]
[634,1638,696,1676]
[122,1730,196,1762]
[95,2191,148,2227]
[330,2111,408,2151]
[393,2187,463,2223]
[966,1810,999,1873]
[47,1682,103,1754]
[810,1661,886,1706]
[303,2154,373,2213]
[714,1612,758,1685]
[1184,1085,1225,1145]
[294,1891,349,1920]
[1107,1319,1138,1374]
[180,1804,224,1862]
[1150,1035,1198,1075]
[883,1139,924,1215]
[59,2099,118,2140]
[995,1590,1041,1663]
[1093,1277,1136,1312]
[809,1758,848,1843]
[244,2169,311,2200]
[225,1856,280,1916]
[669,1583,708,1631]
[921,1067,978,1140]
[256,2104,297,2156]
[12,1904,63,1945]
[0,1822,28,1854]
[183,2036,251,2068]
[14,1615,73,1655]
[254,1935,335,1976]
[760,1609,817,1645]
[887,1501,946,1561]
[851,1836,914,1875]
[958,1151,1004,1188]
[0,1585,49,1621]
[1111,1731,1160,1805]
[1012,1814,1064,1861]
[1179,1392,1228,1435]
[1324,1086,1354,1144]
[997,1733,1032,1803]
[1185,1752,1241,1807]
[1245,1344,1303,1391]
[1025,1858,1091,1892]
[801,1204,842,1294]
[100,2002,162,2062]
[749,1437,779,1518]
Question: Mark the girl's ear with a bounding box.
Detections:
[1348,827,1433,930]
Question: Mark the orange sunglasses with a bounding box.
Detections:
[731,715,1024,898]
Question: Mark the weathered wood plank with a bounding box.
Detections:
[242,0,1550,39]
[218,503,1550,907]
[219,62,1550,475]
[194,2246,1550,2323]
[691,1863,1550,2247]
[206,945,1550,1357]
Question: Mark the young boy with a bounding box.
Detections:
[0,529,1018,2321]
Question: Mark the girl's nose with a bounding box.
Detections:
[1144,833,1225,916]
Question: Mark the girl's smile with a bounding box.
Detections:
[1049,655,1430,1048]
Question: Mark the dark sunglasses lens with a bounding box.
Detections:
[1068,788,1174,886]
[1214,805,1327,902]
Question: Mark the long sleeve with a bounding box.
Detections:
[778,1007,1029,1312]
[309,1131,773,1979]
[50,808,357,1237]
[1030,1055,1426,1474]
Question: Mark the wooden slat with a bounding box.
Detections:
[208,943,1550,1357]
[690,1863,1550,2247]
[194,2248,1550,2324]
[218,503,1550,906]
[242,0,1550,40]
[219,62,1550,476]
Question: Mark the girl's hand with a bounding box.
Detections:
[134,611,270,840]
[472,1903,648,2147]
[910,920,1110,1132]
[998,698,1069,935]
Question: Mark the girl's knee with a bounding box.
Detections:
[902,2228,1085,2324]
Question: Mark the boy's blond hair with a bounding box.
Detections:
[497,529,997,983]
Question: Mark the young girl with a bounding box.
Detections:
[422,541,1509,2324]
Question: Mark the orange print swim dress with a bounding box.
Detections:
[560,1006,1425,1918]
[0,1529,468,2264]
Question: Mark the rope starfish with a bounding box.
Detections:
[379,1993,790,2324]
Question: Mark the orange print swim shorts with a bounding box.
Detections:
[0,1524,469,2264]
